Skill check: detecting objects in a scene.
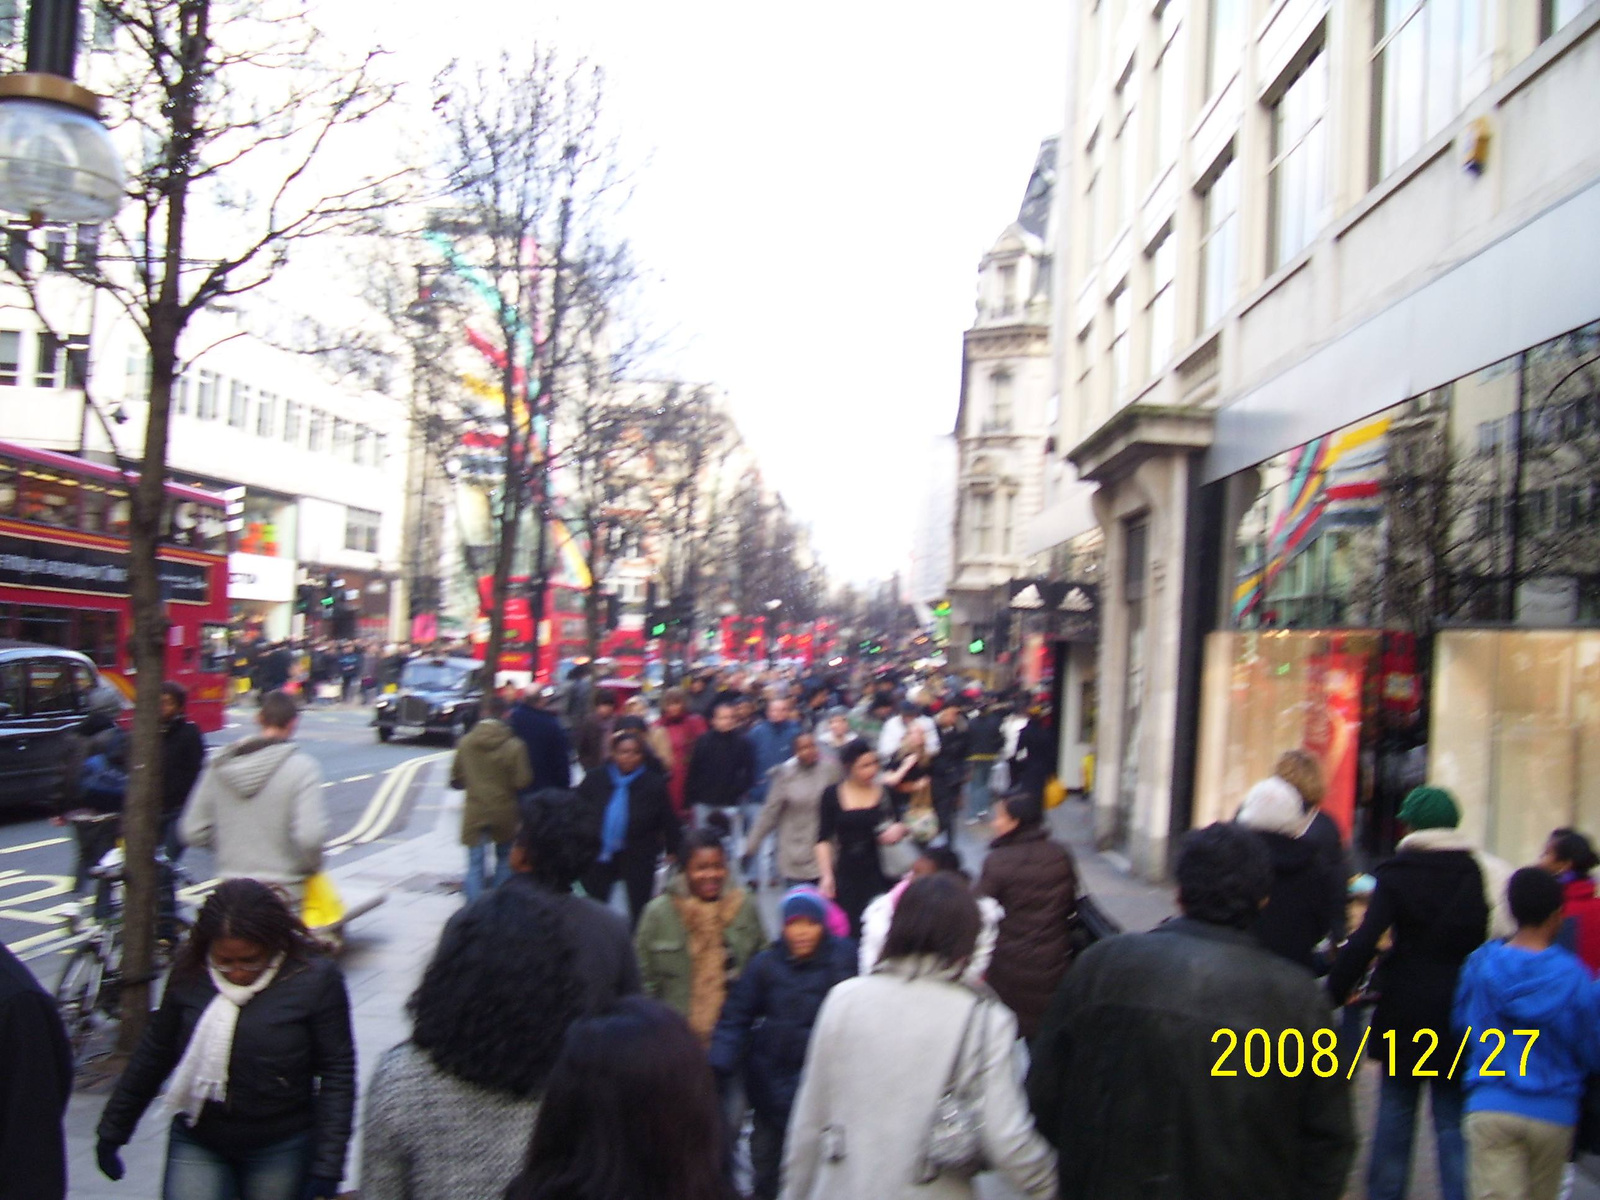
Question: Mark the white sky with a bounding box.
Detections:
[311,0,1068,585]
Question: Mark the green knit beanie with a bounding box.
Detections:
[1398,785,1460,831]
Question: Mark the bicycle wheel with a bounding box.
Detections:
[54,946,105,1064]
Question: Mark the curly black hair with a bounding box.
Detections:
[174,878,322,980]
[408,883,583,1098]
[515,788,602,891]
[1176,823,1273,930]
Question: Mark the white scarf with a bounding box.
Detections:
[160,955,284,1122]
[1397,828,1516,940]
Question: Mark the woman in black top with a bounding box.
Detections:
[96,879,355,1200]
[816,739,908,936]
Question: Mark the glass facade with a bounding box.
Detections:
[1198,320,1600,864]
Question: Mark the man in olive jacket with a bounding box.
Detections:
[1027,823,1354,1200]
[451,692,532,901]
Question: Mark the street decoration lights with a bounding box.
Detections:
[0,0,125,224]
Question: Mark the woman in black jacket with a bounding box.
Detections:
[1235,777,1342,973]
[577,730,684,926]
[96,879,356,1200]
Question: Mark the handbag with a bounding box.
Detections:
[876,797,920,878]
[914,995,990,1184]
[1064,891,1122,956]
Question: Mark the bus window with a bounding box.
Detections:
[200,623,231,673]
[82,481,131,535]
[16,467,78,528]
[77,609,118,667]
[167,499,226,553]
[17,606,71,648]
[0,461,15,517]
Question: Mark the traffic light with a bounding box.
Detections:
[968,624,989,655]
[646,604,671,639]
[992,610,1012,655]
[295,584,318,615]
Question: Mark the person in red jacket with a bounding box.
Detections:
[655,688,707,818]
[1540,827,1600,975]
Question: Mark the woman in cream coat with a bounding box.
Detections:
[781,874,1056,1200]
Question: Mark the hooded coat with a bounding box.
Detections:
[451,719,533,847]
[707,932,856,1122]
[1453,940,1600,1126]
[1251,830,1343,972]
[181,736,325,897]
[975,823,1078,1039]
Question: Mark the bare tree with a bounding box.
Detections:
[2,0,403,1049]
[431,50,628,682]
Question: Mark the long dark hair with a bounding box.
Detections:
[174,878,322,980]
[505,998,737,1200]
[409,885,583,1098]
[881,873,980,967]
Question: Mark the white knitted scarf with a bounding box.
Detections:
[160,954,284,1122]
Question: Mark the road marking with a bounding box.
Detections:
[10,927,76,955]
[326,752,445,848]
[0,837,70,854]
[341,774,374,783]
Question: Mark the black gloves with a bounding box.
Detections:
[95,1140,125,1181]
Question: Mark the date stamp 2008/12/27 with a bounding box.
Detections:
[1210,1027,1542,1081]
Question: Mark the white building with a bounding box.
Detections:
[1032,0,1600,877]
[909,434,957,609]
[0,275,408,642]
[949,139,1059,680]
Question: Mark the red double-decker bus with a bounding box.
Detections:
[0,440,231,731]
[471,575,590,686]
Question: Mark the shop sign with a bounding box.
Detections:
[0,531,209,604]
[228,551,296,603]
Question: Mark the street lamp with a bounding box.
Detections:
[0,0,125,224]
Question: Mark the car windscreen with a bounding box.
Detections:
[401,662,469,692]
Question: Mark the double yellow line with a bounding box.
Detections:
[325,752,447,852]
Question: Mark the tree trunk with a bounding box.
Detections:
[116,332,177,1053]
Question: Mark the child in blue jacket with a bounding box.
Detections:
[709,887,855,1200]
[1454,867,1600,1200]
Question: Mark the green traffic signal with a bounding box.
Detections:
[650,622,667,637]
[968,638,986,654]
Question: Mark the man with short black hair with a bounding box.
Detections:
[181,689,324,903]
[1028,822,1354,1200]
[686,699,757,830]
[1453,867,1600,1200]
[159,680,206,861]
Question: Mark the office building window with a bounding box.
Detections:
[65,338,88,390]
[34,333,61,387]
[307,411,325,452]
[374,432,387,464]
[228,380,250,429]
[344,506,380,554]
[997,263,1017,315]
[173,373,189,415]
[0,331,17,386]
[1206,0,1242,98]
[1110,283,1132,404]
[989,373,1014,432]
[5,228,27,275]
[1146,229,1176,378]
[1371,0,1479,183]
[1543,0,1590,35]
[1115,62,1139,229]
[43,229,67,272]
[74,225,99,272]
[125,347,149,401]
[196,370,218,419]
[1268,47,1328,269]
[1153,1,1185,182]
[353,425,371,464]
[1002,490,1016,556]
[1084,167,1100,265]
[968,490,994,558]
[283,400,301,443]
[332,418,351,457]
[1198,151,1240,330]
[256,391,277,438]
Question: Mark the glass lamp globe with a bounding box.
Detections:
[0,81,125,224]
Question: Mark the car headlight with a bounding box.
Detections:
[376,698,392,709]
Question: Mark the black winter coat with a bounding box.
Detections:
[966,712,1005,758]
[1028,919,1354,1200]
[685,729,757,810]
[931,724,970,789]
[708,935,856,1121]
[1326,845,1488,1075]
[1011,719,1058,799]
[1251,830,1343,973]
[575,765,684,864]
[976,824,1078,1039]
[506,702,573,792]
[97,956,356,1181]
[1,944,72,1200]
[161,717,206,816]
[1300,810,1350,939]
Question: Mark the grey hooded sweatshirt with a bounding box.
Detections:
[181,735,325,900]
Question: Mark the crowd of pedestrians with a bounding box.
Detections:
[15,656,1600,1200]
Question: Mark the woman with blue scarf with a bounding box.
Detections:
[576,730,683,926]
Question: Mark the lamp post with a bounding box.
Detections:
[0,0,125,224]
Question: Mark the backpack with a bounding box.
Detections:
[80,751,129,810]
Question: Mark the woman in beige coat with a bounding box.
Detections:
[782,874,1057,1200]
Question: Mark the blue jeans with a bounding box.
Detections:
[464,834,511,902]
[1368,1073,1466,1200]
[164,1121,309,1200]
[966,761,994,820]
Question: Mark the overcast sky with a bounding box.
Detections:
[312,0,1068,585]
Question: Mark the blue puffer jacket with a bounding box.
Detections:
[746,719,802,804]
[709,933,856,1121]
